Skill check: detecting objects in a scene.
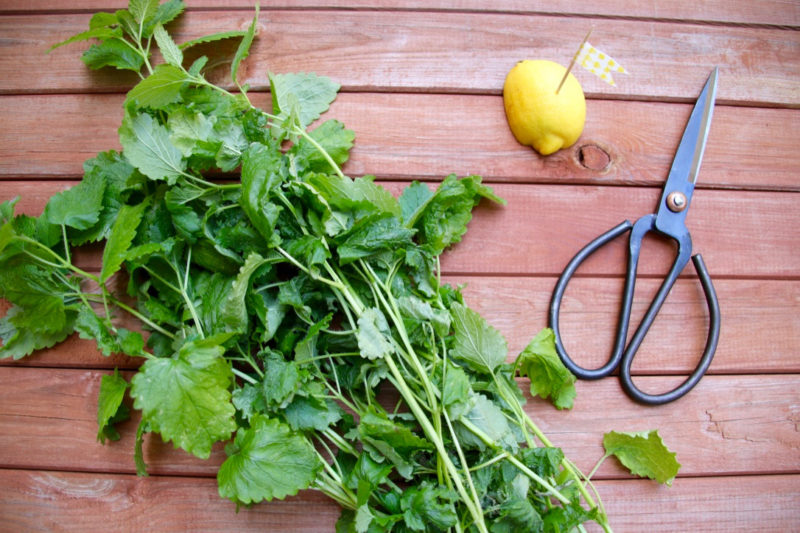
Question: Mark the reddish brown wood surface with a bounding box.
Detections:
[0,1,798,532]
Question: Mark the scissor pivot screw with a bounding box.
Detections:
[666,191,687,212]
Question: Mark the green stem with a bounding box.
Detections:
[383,355,488,533]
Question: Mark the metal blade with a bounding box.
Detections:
[672,67,719,186]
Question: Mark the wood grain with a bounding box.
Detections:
[2,0,798,27]
[1,11,798,105]
[1,366,797,478]
[0,469,798,533]
[1,93,798,191]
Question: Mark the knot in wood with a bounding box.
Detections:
[576,143,612,172]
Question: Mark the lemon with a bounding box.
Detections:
[503,60,586,155]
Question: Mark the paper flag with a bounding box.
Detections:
[576,42,628,86]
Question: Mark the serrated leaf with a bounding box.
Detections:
[119,112,185,183]
[231,3,259,87]
[130,335,236,459]
[269,72,340,129]
[101,202,147,282]
[221,252,267,333]
[152,23,183,67]
[97,369,129,443]
[129,0,159,24]
[125,64,190,109]
[180,29,248,50]
[516,328,576,410]
[49,26,123,51]
[603,430,681,486]
[82,38,144,72]
[0,264,68,334]
[356,308,394,360]
[449,301,507,374]
[44,170,106,230]
[0,306,76,360]
[217,415,321,504]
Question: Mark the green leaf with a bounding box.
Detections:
[411,174,504,255]
[153,23,183,67]
[217,415,321,504]
[119,112,186,183]
[125,64,189,109]
[179,29,248,50]
[74,306,118,356]
[356,308,394,360]
[144,0,184,36]
[49,26,123,51]
[82,38,145,72]
[400,481,458,531]
[101,202,147,282]
[261,351,300,407]
[0,264,68,334]
[516,328,576,410]
[399,180,434,227]
[231,3,259,88]
[0,306,76,360]
[292,120,355,174]
[221,252,268,333]
[337,214,414,265]
[44,170,106,230]
[449,301,507,374]
[130,335,237,459]
[358,409,433,480]
[456,393,517,451]
[284,395,344,432]
[603,430,681,486]
[96,369,129,443]
[240,142,284,244]
[129,0,159,24]
[270,72,340,128]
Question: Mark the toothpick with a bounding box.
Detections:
[556,28,593,94]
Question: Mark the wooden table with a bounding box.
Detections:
[1,1,798,531]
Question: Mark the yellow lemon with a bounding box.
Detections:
[503,60,586,155]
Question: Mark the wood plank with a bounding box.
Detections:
[0,469,798,532]
[1,11,798,105]
[0,0,797,29]
[0,366,797,478]
[1,93,798,191]
[4,277,798,376]
[3,182,798,279]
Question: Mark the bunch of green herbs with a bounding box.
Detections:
[0,2,681,532]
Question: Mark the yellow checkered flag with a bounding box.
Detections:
[576,41,628,86]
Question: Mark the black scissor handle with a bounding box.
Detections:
[549,217,721,404]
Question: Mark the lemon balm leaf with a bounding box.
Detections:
[217,415,321,504]
[516,328,576,410]
[96,369,129,443]
[269,72,340,129]
[119,112,185,183]
[603,430,681,486]
[125,64,190,110]
[231,3,259,88]
[152,23,183,67]
[130,335,237,459]
[101,201,147,283]
[449,301,507,374]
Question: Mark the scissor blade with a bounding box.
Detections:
[670,67,719,185]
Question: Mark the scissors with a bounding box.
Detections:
[549,68,721,405]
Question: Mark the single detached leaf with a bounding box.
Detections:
[231,3,259,87]
[603,430,681,486]
[217,415,321,504]
[516,328,576,410]
[101,202,146,282]
[119,112,186,183]
[130,335,237,459]
[96,369,129,443]
[152,23,183,66]
[449,301,507,374]
[125,64,189,109]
